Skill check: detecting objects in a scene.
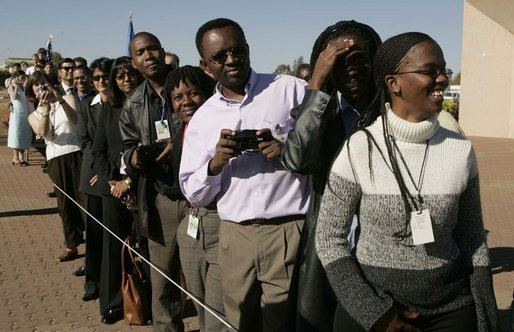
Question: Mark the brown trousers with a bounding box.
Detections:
[218,217,304,332]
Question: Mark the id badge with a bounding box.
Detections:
[155,120,170,140]
[410,209,435,245]
[187,214,199,239]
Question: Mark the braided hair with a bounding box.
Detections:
[357,32,439,241]
[162,65,216,138]
[310,20,382,98]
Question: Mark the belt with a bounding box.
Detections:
[238,214,305,225]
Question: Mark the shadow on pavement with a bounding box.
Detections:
[0,207,58,218]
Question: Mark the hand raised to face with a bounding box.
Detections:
[309,38,356,91]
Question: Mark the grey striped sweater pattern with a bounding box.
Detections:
[316,109,499,331]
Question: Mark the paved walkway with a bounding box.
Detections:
[0,135,512,331]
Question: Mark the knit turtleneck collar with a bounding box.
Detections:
[383,103,439,143]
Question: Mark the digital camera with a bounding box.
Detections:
[136,143,167,167]
[229,129,264,152]
[39,84,48,94]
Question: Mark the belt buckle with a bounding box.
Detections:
[253,218,266,224]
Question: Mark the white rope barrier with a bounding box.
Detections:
[53,183,237,331]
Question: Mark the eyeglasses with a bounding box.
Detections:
[60,66,75,71]
[207,45,248,65]
[92,74,109,82]
[115,72,136,80]
[73,75,88,81]
[395,67,453,80]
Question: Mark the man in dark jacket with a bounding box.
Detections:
[119,32,186,332]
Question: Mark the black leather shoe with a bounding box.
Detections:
[101,308,123,324]
[82,283,99,302]
[47,191,56,198]
[73,264,85,277]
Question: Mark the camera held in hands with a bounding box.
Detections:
[229,129,264,152]
[136,142,167,167]
[39,84,48,94]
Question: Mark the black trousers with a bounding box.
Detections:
[84,194,103,292]
[333,302,477,332]
[47,151,85,248]
[99,195,132,315]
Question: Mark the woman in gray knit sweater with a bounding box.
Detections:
[316,32,499,332]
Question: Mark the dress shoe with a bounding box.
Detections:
[73,264,85,277]
[101,308,124,324]
[58,248,78,262]
[47,191,56,198]
[82,283,99,302]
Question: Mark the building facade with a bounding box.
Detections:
[460,0,514,138]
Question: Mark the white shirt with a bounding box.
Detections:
[34,102,80,160]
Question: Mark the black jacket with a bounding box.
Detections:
[119,81,184,236]
[281,89,357,331]
[77,96,106,196]
[91,104,125,196]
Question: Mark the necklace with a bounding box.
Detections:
[391,137,429,211]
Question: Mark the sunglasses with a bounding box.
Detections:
[395,67,453,80]
[92,75,109,82]
[115,72,136,80]
[73,75,88,81]
[60,66,75,71]
[207,44,248,65]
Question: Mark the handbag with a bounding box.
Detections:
[121,237,152,325]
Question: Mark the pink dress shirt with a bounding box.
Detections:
[179,70,310,222]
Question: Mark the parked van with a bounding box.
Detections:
[443,90,460,101]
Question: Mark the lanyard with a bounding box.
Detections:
[160,100,167,124]
[391,137,429,211]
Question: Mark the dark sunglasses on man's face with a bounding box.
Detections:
[208,45,248,65]
[60,66,75,71]
[73,76,88,81]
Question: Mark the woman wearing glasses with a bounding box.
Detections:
[315,32,499,331]
[90,56,142,324]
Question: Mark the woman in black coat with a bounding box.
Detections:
[90,56,142,324]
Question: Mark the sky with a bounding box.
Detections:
[0,0,464,73]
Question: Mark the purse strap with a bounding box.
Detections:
[121,236,145,280]
[121,237,129,275]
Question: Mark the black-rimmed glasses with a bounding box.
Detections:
[207,45,248,65]
[395,67,453,80]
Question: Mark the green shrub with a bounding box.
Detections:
[443,100,459,121]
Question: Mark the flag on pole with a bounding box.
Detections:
[46,34,53,65]
[125,11,135,57]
